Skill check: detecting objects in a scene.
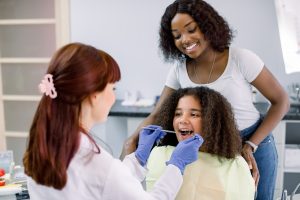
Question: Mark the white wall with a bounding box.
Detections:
[70,0,300,100]
[70,0,174,100]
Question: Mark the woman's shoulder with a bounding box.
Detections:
[76,134,114,166]
[229,46,264,76]
[171,60,186,72]
[229,46,261,60]
[166,60,187,77]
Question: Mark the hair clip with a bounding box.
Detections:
[39,74,57,99]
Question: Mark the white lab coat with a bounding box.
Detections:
[27,134,182,200]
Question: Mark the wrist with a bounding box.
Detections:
[135,154,144,166]
[166,159,185,175]
[135,151,147,166]
[166,160,184,175]
[245,140,258,153]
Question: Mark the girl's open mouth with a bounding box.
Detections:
[179,129,193,136]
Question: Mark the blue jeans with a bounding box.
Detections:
[240,117,278,200]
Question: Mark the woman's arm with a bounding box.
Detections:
[242,66,290,186]
[119,86,176,160]
[250,66,290,145]
[104,155,182,200]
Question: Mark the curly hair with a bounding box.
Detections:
[159,0,233,62]
[154,87,242,159]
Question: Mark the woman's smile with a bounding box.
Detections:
[184,42,199,54]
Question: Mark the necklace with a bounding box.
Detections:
[193,52,216,84]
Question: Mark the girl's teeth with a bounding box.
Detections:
[181,130,193,135]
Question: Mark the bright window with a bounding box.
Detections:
[275,0,300,74]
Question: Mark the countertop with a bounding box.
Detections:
[109,100,154,117]
[109,100,300,120]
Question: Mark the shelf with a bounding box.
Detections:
[0,0,54,20]
[0,25,56,57]
[0,0,69,152]
[5,131,28,138]
[0,58,50,63]
[1,95,41,101]
[284,144,300,174]
[284,167,300,173]
[0,19,55,25]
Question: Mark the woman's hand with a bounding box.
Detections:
[242,144,260,188]
[167,135,203,174]
[135,125,166,166]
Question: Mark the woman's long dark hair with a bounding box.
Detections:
[23,43,121,189]
[155,87,242,159]
[159,0,233,62]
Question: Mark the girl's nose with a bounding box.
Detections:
[179,115,189,124]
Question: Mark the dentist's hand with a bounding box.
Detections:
[167,134,203,174]
[135,125,166,166]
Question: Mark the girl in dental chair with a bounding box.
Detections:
[146,86,255,200]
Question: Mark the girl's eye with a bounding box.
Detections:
[174,112,182,117]
[191,112,200,117]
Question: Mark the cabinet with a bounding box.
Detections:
[0,0,70,165]
[283,121,300,196]
[273,120,300,199]
[273,121,286,199]
[92,116,145,158]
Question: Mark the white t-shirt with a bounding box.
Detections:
[27,134,182,200]
[165,47,264,130]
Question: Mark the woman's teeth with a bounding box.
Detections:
[185,43,197,50]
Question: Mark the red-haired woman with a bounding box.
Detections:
[23,43,202,200]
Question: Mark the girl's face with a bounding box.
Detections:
[171,13,210,59]
[173,95,202,141]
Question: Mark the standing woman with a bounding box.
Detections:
[121,0,290,199]
[23,43,202,200]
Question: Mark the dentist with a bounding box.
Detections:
[23,43,202,200]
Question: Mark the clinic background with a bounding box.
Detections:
[70,0,300,101]
[70,0,300,157]
[1,0,299,170]
[0,0,300,198]
[70,2,300,196]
